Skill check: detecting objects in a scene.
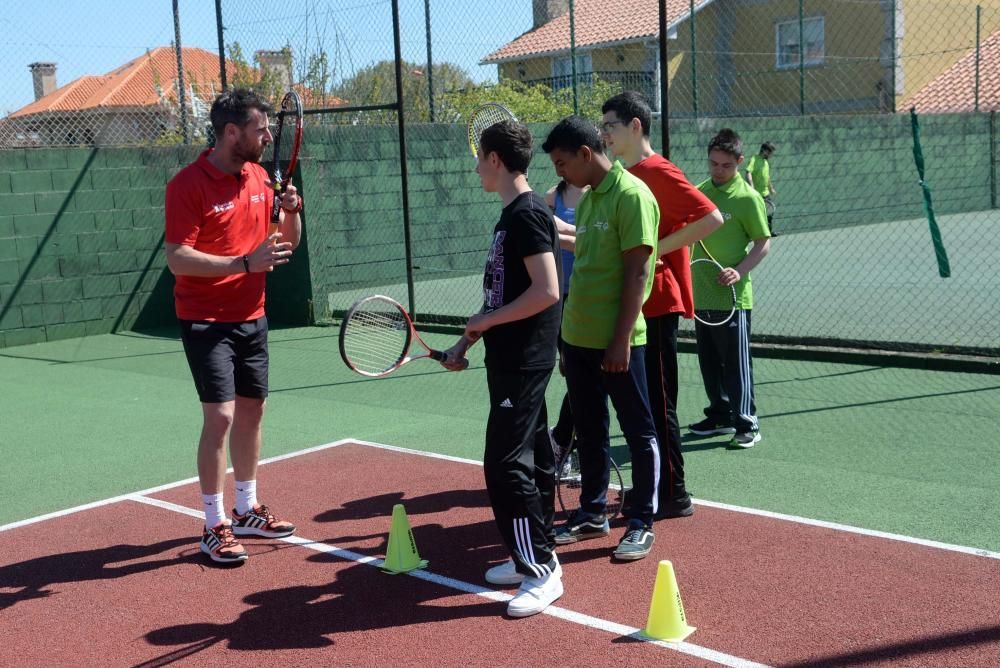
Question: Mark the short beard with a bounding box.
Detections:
[234,138,265,164]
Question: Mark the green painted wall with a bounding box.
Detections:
[0,146,199,348]
[0,145,311,348]
[0,112,994,347]
[298,113,994,314]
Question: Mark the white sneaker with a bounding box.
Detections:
[485,559,523,585]
[507,569,563,617]
[486,555,562,586]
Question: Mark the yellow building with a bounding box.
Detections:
[482,0,1000,116]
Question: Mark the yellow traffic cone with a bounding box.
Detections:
[381,503,429,574]
[642,560,695,642]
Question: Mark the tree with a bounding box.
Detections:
[303,51,333,106]
[332,59,474,123]
[226,41,287,103]
[439,76,620,124]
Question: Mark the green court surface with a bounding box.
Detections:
[2,328,998,553]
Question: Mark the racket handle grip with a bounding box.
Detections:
[431,350,469,370]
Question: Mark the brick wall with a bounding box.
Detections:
[0,146,199,347]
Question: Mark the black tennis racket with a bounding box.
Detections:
[268,90,303,235]
[339,295,467,377]
[691,240,737,326]
[467,103,517,158]
[554,437,625,521]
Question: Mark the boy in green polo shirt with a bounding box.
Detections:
[542,116,661,561]
[745,142,776,235]
[690,129,771,448]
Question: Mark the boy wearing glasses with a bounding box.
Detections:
[599,92,722,518]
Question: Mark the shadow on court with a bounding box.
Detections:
[143,559,498,660]
[313,488,490,523]
[0,537,194,612]
[680,433,735,453]
[780,625,1000,667]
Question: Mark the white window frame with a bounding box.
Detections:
[775,16,825,70]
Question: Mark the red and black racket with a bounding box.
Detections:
[339,295,467,377]
[268,90,303,234]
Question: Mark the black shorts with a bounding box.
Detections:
[179,316,269,403]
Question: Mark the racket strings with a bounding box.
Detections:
[272,121,296,165]
[469,106,515,156]
[341,308,410,374]
[691,258,737,325]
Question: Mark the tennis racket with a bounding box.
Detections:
[339,295,467,377]
[467,103,517,158]
[691,240,737,326]
[268,90,304,235]
[554,437,626,521]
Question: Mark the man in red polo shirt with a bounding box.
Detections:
[600,92,723,519]
[164,88,302,564]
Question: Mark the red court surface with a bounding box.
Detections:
[2,441,999,667]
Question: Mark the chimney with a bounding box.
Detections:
[532,0,570,30]
[255,49,293,92]
[29,62,57,100]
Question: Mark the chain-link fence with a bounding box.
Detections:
[0,1,225,147]
[211,0,998,357]
[2,0,998,358]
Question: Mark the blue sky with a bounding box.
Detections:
[0,0,533,116]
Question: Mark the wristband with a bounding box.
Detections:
[280,196,303,214]
[242,255,250,273]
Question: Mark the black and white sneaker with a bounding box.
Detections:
[612,521,655,561]
[231,504,296,538]
[688,418,736,436]
[553,510,610,545]
[730,431,761,448]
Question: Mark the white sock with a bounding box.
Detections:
[202,492,226,529]
[234,480,258,515]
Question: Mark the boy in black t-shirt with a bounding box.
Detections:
[442,121,563,618]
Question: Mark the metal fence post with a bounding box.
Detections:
[424,0,435,122]
[391,0,417,316]
[690,0,697,118]
[659,0,670,158]
[991,110,997,209]
[891,0,897,113]
[215,0,227,92]
[569,0,578,114]
[799,0,805,115]
[975,5,982,113]
[172,0,190,144]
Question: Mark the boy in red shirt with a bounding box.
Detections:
[164,89,302,564]
[600,92,723,518]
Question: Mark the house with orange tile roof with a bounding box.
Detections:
[904,29,999,113]
[1,46,344,148]
[2,47,232,148]
[483,0,1000,117]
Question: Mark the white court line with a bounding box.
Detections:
[0,438,354,533]
[129,494,769,668]
[4,437,999,562]
[351,440,1000,561]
